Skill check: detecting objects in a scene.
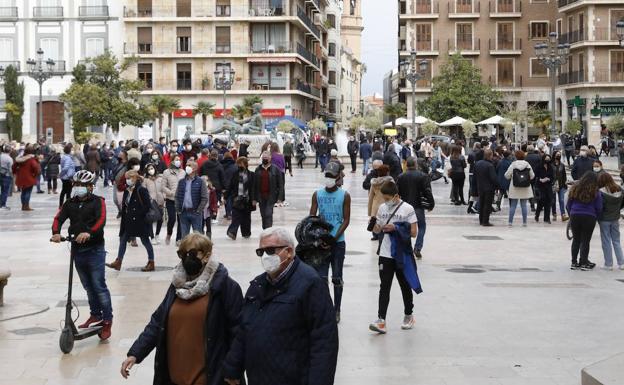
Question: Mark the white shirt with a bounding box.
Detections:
[375,201,417,259]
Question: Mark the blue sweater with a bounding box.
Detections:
[566,192,603,218]
[60,154,76,181]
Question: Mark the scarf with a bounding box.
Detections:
[171,258,220,300]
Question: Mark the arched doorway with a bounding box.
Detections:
[37,101,65,143]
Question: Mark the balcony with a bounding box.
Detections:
[297,7,320,40]
[306,0,321,12]
[596,69,624,83]
[399,1,440,18]
[559,30,587,45]
[558,70,585,85]
[49,61,66,73]
[400,40,440,55]
[250,77,288,91]
[248,0,287,17]
[448,1,480,18]
[0,61,20,71]
[33,6,63,20]
[488,0,521,17]
[448,38,481,55]
[558,0,579,8]
[295,80,321,98]
[78,6,109,19]
[0,7,18,21]
[297,43,320,68]
[488,38,522,54]
[177,78,192,90]
[250,41,296,54]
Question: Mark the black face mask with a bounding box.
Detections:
[262,159,270,165]
[178,249,205,276]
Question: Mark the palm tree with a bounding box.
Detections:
[150,95,180,139]
[242,95,263,116]
[193,101,216,133]
[383,102,407,130]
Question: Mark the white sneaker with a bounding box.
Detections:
[369,319,387,334]
[211,219,218,225]
[401,315,416,330]
[151,237,160,245]
[0,206,10,211]
[601,265,614,271]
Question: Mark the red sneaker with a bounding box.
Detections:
[78,315,103,329]
[99,320,112,340]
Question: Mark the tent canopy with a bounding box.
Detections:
[476,115,505,126]
[384,116,435,127]
[265,116,307,131]
[439,116,468,127]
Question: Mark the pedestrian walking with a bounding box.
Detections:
[295,141,306,169]
[597,173,624,270]
[535,153,554,224]
[86,144,101,185]
[383,144,402,180]
[13,145,41,211]
[222,227,339,385]
[317,136,330,172]
[347,135,359,173]
[504,150,535,226]
[552,151,569,221]
[100,143,113,187]
[200,176,219,239]
[283,138,294,177]
[45,147,61,194]
[221,152,237,220]
[254,151,283,229]
[466,142,483,214]
[0,144,14,210]
[474,149,497,226]
[310,162,351,323]
[360,138,373,176]
[567,172,602,270]
[162,154,186,245]
[368,165,393,240]
[143,163,165,245]
[199,150,225,203]
[495,149,512,211]
[226,157,256,240]
[448,145,467,205]
[571,145,594,180]
[106,170,156,272]
[176,161,209,238]
[271,142,287,205]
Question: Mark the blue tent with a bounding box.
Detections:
[265,116,307,131]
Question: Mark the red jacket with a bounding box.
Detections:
[13,155,41,188]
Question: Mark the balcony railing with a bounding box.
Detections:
[48,61,66,73]
[78,6,109,18]
[177,78,192,90]
[0,6,17,20]
[123,3,289,18]
[413,40,440,52]
[488,38,522,51]
[297,43,320,67]
[250,77,288,90]
[596,69,624,83]
[401,1,440,15]
[125,42,301,56]
[558,0,579,7]
[297,7,320,39]
[448,1,480,15]
[295,80,321,97]
[558,70,585,85]
[559,30,587,45]
[33,6,63,19]
[488,74,523,88]
[449,38,481,52]
[0,61,20,71]
[489,0,521,14]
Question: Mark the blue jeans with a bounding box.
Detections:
[414,208,426,252]
[0,175,11,207]
[20,186,33,206]
[315,241,345,313]
[599,220,624,267]
[362,158,371,176]
[117,233,154,261]
[319,154,329,172]
[508,199,528,224]
[74,246,113,321]
[179,210,203,238]
[552,187,567,216]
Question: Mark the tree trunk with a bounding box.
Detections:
[202,115,207,132]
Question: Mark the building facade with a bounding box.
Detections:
[0,0,122,142]
[339,0,363,127]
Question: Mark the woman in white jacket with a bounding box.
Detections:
[504,150,535,226]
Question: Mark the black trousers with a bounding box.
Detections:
[284,156,292,175]
[228,207,252,237]
[259,199,274,229]
[571,214,596,265]
[204,217,212,238]
[535,187,553,222]
[47,177,57,191]
[478,190,494,225]
[451,175,465,203]
[165,200,182,241]
[377,257,413,320]
[350,154,357,172]
[59,179,72,207]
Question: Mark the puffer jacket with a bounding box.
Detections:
[504,160,535,200]
[368,175,394,216]
[161,167,186,201]
[144,176,165,207]
[13,155,41,188]
[599,188,624,222]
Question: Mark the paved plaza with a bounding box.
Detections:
[1,166,624,385]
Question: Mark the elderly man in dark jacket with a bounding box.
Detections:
[200,150,226,201]
[525,145,542,211]
[571,145,594,181]
[362,159,383,191]
[347,136,359,173]
[383,144,403,180]
[223,227,338,385]
[254,151,283,229]
[397,157,435,259]
[474,149,498,226]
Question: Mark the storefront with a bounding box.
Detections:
[173,109,194,139]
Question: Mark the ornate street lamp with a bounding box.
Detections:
[214,64,236,116]
[27,48,57,139]
[400,49,428,138]
[534,32,570,137]
[616,20,624,48]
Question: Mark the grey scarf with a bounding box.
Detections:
[171,258,220,300]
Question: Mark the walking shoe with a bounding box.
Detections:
[580,263,596,271]
[227,232,237,240]
[99,320,112,340]
[0,206,10,211]
[150,236,160,245]
[570,263,580,270]
[467,207,478,214]
[36,190,44,194]
[369,319,387,334]
[401,315,416,330]
[562,214,569,221]
[175,240,181,246]
[141,261,155,272]
[587,261,596,268]
[601,265,614,271]
[78,315,103,329]
[105,258,122,271]
[414,250,423,260]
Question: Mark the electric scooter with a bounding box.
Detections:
[52,235,103,354]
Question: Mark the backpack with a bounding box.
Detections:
[512,168,531,188]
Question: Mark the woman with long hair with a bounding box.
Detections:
[535,153,554,224]
[144,163,165,245]
[448,145,467,205]
[162,153,186,245]
[566,172,602,270]
[551,150,568,221]
[597,172,624,270]
[504,150,535,226]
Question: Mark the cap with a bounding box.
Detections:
[325,162,340,178]
[330,149,338,156]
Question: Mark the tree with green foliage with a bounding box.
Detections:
[566,120,583,136]
[421,120,438,136]
[606,114,624,138]
[527,106,551,134]
[193,101,215,132]
[150,95,180,138]
[277,120,297,133]
[3,65,25,141]
[418,53,500,123]
[383,103,406,130]
[307,118,327,134]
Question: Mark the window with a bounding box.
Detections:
[530,22,549,39]
[138,63,152,89]
[610,10,624,40]
[416,24,432,51]
[137,27,152,53]
[416,59,432,87]
[329,99,337,113]
[250,64,286,89]
[416,0,432,14]
[530,58,547,77]
[497,0,513,12]
[251,24,287,52]
[0,38,14,60]
[456,23,473,50]
[497,22,513,50]
[137,0,152,17]
[215,62,232,89]
[497,59,514,86]
[176,0,191,17]
[567,15,575,33]
[611,51,624,81]
[215,26,230,53]
[350,0,356,16]
[579,13,584,37]
[327,14,336,28]
[456,0,472,13]
[177,27,191,53]
[556,19,562,37]
[40,37,59,59]
[216,0,230,16]
[578,52,584,78]
[177,63,191,90]
[329,70,337,85]
[328,42,336,57]
[85,37,104,58]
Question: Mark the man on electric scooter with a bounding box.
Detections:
[51,170,113,340]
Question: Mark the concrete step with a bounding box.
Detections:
[582,352,624,385]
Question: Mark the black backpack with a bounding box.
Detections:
[512,168,531,188]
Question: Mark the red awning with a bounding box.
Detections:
[247,57,300,63]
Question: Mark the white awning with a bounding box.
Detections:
[439,116,468,127]
[476,115,505,125]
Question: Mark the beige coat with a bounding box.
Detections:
[504,160,535,200]
[368,176,394,216]
[144,176,165,207]
[161,167,186,201]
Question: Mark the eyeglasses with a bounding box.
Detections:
[177,249,198,259]
[255,246,289,257]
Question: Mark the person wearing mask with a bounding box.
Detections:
[45,147,61,194]
[505,150,535,226]
[140,143,156,171]
[360,138,373,176]
[535,153,555,224]
[121,233,243,385]
[144,163,165,245]
[155,136,168,156]
[571,145,594,180]
[270,142,287,206]
[108,169,155,271]
[282,138,294,177]
[220,152,237,220]
[310,162,351,323]
[596,173,624,270]
[200,150,225,204]
[99,143,113,187]
[295,141,306,169]
[13,145,41,211]
[347,136,360,174]
[316,136,330,172]
[0,144,14,210]
[197,148,210,170]
[495,149,512,212]
[593,160,606,175]
[474,149,497,226]
[383,144,403,180]
[200,176,219,239]
[448,145,468,205]
[176,161,209,238]
[162,154,186,245]
[567,172,602,270]
[552,151,568,221]
[254,151,283,229]
[363,159,383,191]
[162,140,180,167]
[226,157,256,240]
[51,170,112,339]
[181,140,197,167]
[86,144,101,184]
[369,180,421,334]
[525,145,542,212]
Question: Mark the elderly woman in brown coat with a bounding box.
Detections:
[367,165,393,241]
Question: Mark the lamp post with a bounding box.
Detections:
[534,32,570,138]
[26,48,56,139]
[400,49,428,138]
[617,20,624,47]
[214,64,236,117]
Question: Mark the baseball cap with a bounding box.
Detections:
[325,162,340,178]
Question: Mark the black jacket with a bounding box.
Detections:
[362,169,379,190]
[553,161,567,187]
[347,140,359,156]
[200,159,226,191]
[397,169,435,210]
[254,164,283,204]
[536,164,555,189]
[226,170,256,202]
[383,151,402,180]
[526,152,542,180]
[221,158,238,187]
[120,183,151,237]
[127,264,244,385]
[222,258,338,385]
[52,194,106,250]
[474,159,497,193]
[571,156,593,180]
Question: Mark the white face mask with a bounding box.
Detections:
[174,160,181,168]
[324,177,337,188]
[71,186,88,199]
[126,178,135,187]
[261,253,283,274]
[185,145,192,151]
[172,146,179,152]
[132,165,140,171]
[152,154,159,160]
[147,169,155,176]
[146,148,153,154]
[185,166,193,175]
[594,167,602,173]
[580,151,587,157]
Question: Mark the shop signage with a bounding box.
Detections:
[213,108,285,118]
[173,109,194,118]
[602,105,624,114]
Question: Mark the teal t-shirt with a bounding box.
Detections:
[316,187,346,242]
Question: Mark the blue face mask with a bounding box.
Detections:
[71,186,88,199]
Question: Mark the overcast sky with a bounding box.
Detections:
[361,0,397,97]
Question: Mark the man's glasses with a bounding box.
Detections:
[177,249,198,259]
[255,246,288,257]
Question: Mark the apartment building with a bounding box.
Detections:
[122,0,329,138]
[396,0,624,135]
[340,0,363,127]
[0,0,122,142]
[322,0,341,127]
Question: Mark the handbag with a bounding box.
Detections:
[137,188,163,223]
[233,195,250,210]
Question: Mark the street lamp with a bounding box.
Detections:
[214,64,236,116]
[534,32,570,138]
[27,48,57,139]
[616,20,624,47]
[400,48,428,138]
